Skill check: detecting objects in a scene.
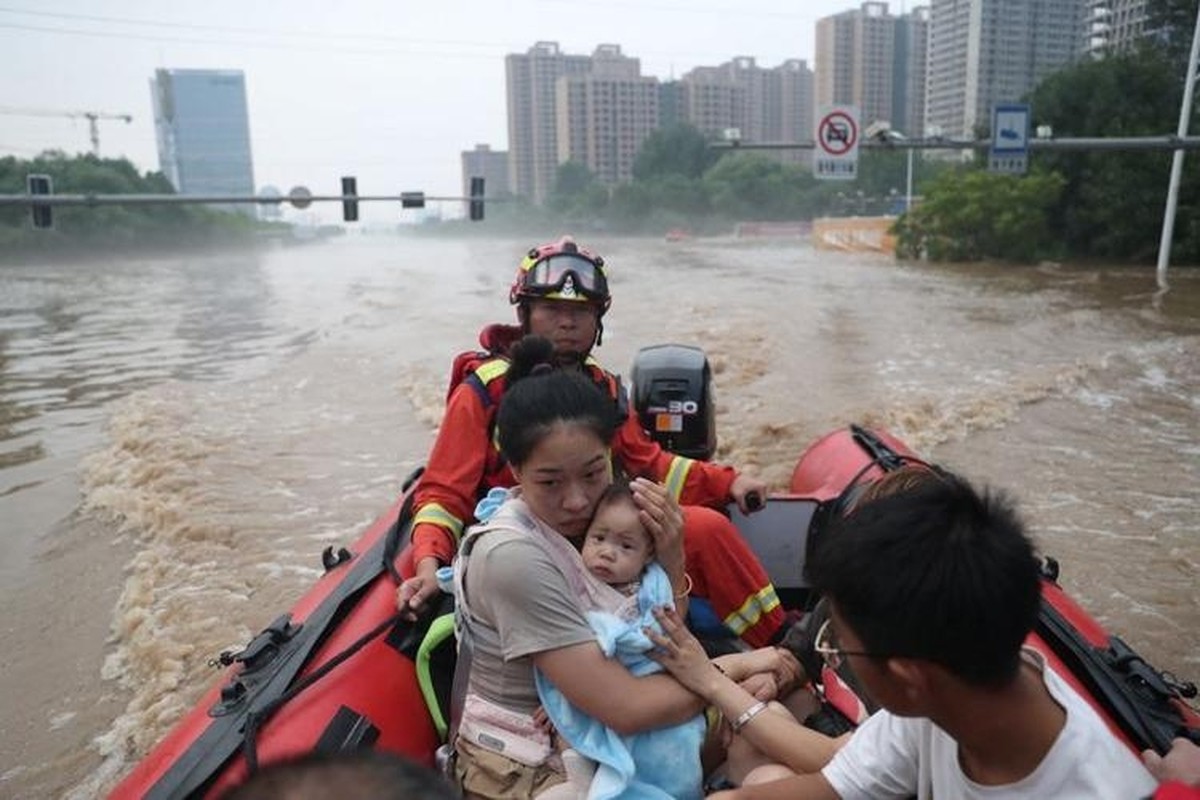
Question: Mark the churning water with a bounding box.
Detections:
[0,234,1196,797]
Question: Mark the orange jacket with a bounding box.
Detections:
[410,333,737,567]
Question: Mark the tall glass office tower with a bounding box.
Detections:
[150,69,255,213]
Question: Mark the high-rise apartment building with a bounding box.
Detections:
[556,56,659,186]
[815,2,929,137]
[461,144,510,204]
[506,43,813,198]
[679,64,749,139]
[897,8,931,138]
[506,42,608,203]
[150,69,255,213]
[771,59,817,164]
[1084,0,1151,55]
[679,57,814,161]
[926,0,1084,140]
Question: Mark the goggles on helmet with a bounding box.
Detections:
[516,254,609,305]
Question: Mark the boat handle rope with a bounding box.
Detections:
[241,611,406,775]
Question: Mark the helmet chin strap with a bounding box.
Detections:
[553,350,587,369]
[515,303,604,350]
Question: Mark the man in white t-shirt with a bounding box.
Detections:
[710,467,1156,800]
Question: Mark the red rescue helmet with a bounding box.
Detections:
[509,236,611,315]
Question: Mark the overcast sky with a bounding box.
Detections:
[2,0,879,220]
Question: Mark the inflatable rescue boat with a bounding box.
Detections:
[109,346,1200,799]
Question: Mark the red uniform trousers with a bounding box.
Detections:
[682,505,785,648]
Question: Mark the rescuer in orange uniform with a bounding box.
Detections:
[397,237,786,647]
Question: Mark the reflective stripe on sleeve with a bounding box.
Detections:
[663,456,694,501]
[413,503,466,544]
[723,585,783,637]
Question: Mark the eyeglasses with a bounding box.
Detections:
[813,618,889,670]
[523,254,608,302]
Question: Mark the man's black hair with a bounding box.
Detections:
[808,471,1041,687]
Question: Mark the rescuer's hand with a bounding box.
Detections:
[730,473,769,514]
[396,557,441,621]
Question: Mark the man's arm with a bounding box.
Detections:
[410,382,496,564]
[611,408,738,505]
[399,383,496,617]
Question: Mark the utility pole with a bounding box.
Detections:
[1155,1,1200,291]
[0,107,133,157]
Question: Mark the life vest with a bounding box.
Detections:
[448,349,629,493]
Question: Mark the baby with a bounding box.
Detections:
[537,480,706,799]
[579,481,655,598]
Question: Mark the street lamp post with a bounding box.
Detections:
[1155,0,1200,291]
[905,147,914,212]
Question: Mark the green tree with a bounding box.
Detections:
[0,151,262,255]
[1029,51,1198,261]
[894,168,1067,262]
[548,161,608,221]
[1145,0,1200,69]
[607,182,654,232]
[702,153,813,220]
[632,123,722,181]
[552,161,596,198]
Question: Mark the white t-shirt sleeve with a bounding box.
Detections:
[820,658,1159,800]
[822,709,924,800]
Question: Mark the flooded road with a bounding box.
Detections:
[0,234,1196,797]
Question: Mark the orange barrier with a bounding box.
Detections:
[734,221,813,238]
[812,216,897,254]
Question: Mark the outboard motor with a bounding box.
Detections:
[629,344,716,461]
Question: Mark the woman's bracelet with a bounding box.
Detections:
[672,572,693,600]
[730,700,769,733]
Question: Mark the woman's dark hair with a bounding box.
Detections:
[496,335,620,468]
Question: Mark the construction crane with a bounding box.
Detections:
[0,106,133,157]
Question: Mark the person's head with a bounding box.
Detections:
[219,749,458,800]
[581,480,654,585]
[808,468,1041,710]
[497,334,619,538]
[509,236,611,364]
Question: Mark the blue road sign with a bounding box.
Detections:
[990,103,1030,174]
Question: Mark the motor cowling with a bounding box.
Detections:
[629,344,717,461]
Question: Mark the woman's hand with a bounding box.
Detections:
[716,647,806,694]
[738,672,779,702]
[630,477,685,578]
[396,556,441,621]
[645,605,724,698]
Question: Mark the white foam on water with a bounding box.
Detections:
[48,711,78,732]
[19,238,1191,798]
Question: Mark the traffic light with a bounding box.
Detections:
[27,174,53,229]
[401,192,425,209]
[341,176,358,222]
[469,177,485,221]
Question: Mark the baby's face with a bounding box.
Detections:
[581,499,652,585]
